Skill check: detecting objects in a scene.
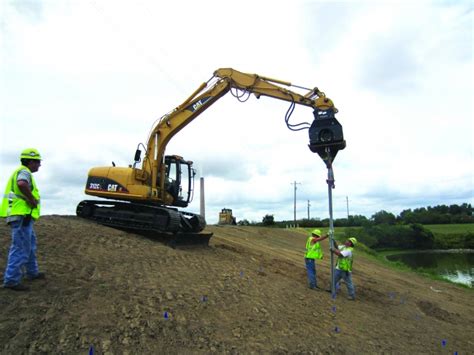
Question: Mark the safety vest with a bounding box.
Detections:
[0,165,41,220]
[305,236,323,259]
[336,246,353,272]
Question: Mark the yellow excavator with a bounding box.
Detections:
[76,68,345,244]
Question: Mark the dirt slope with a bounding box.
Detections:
[0,216,472,354]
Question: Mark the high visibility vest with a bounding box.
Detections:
[0,165,41,220]
[336,246,353,272]
[305,236,323,259]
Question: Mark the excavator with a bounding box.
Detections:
[76,68,345,245]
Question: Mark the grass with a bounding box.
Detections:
[329,224,474,238]
[423,223,474,234]
[303,224,474,235]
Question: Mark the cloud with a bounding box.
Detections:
[300,2,362,55]
[10,0,43,23]
[352,2,472,94]
[356,35,419,92]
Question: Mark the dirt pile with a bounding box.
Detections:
[1,216,472,354]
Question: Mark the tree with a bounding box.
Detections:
[397,203,474,224]
[399,209,415,224]
[371,210,396,225]
[410,224,435,249]
[262,214,275,226]
[349,215,370,227]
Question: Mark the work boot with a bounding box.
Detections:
[4,283,30,291]
[347,296,355,301]
[27,272,46,281]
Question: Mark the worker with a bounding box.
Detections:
[331,237,357,300]
[304,229,329,290]
[0,148,45,291]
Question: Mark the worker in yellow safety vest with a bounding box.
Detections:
[1,148,45,291]
[331,237,357,300]
[304,229,329,290]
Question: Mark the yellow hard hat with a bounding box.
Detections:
[311,229,322,237]
[20,148,42,160]
[348,237,357,246]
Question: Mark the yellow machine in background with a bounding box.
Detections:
[218,208,237,225]
[76,68,341,243]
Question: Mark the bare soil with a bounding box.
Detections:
[1,216,472,354]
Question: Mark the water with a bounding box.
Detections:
[386,250,474,287]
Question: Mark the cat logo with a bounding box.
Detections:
[187,96,211,112]
[192,100,203,111]
[107,184,118,192]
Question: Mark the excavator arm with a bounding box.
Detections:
[139,68,338,201]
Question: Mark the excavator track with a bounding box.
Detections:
[76,200,212,247]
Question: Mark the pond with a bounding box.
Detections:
[386,250,474,288]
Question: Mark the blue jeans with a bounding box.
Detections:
[3,218,39,286]
[305,258,318,288]
[334,269,355,298]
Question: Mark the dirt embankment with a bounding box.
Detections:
[1,216,472,354]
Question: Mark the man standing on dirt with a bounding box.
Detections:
[331,237,357,300]
[304,229,328,290]
[1,148,45,291]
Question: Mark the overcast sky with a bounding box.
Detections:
[1,0,472,224]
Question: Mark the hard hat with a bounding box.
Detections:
[348,237,358,246]
[20,148,42,160]
[311,229,322,237]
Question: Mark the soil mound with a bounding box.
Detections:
[1,216,472,353]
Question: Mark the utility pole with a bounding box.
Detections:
[307,200,311,220]
[291,181,301,226]
[346,196,350,218]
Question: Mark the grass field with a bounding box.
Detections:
[423,224,474,234]
[305,224,474,237]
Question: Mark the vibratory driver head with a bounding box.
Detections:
[308,107,346,167]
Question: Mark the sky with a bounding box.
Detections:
[0,0,472,224]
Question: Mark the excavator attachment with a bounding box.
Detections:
[308,108,346,166]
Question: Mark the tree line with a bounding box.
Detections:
[237,203,473,250]
[251,203,473,228]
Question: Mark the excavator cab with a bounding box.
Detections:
[164,155,195,208]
